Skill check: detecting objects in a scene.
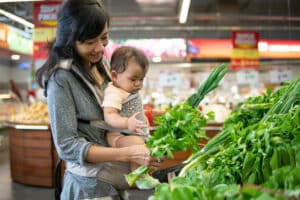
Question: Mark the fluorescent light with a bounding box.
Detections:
[0,8,34,28]
[152,56,162,63]
[179,0,191,24]
[0,93,12,99]
[11,54,20,60]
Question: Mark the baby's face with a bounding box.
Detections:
[112,60,148,94]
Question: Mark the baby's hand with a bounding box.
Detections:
[128,112,149,135]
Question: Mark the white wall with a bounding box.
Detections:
[0,64,11,82]
[0,64,30,84]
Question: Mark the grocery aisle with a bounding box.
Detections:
[0,148,54,200]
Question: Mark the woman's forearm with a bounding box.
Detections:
[85,144,151,166]
[85,144,129,163]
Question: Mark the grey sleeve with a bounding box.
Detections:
[47,72,91,166]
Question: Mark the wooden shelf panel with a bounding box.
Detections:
[9,127,55,187]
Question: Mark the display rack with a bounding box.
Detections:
[8,122,57,187]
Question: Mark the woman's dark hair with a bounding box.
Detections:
[110,46,149,73]
[36,0,110,88]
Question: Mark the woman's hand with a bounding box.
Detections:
[126,144,164,172]
[148,157,164,173]
[126,144,151,166]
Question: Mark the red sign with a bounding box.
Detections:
[231,31,260,70]
[33,1,61,28]
[33,42,49,60]
[0,23,9,49]
[33,1,61,59]
[186,39,232,60]
[230,59,260,71]
[232,31,259,49]
[259,40,300,59]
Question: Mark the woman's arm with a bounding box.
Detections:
[47,71,92,166]
[86,144,152,166]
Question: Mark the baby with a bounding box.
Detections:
[102,46,150,172]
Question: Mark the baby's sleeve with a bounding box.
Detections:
[102,85,129,110]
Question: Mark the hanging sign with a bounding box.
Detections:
[231,31,260,70]
[0,23,9,49]
[33,1,61,27]
[33,1,61,59]
[7,27,32,55]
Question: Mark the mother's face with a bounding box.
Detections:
[75,23,109,67]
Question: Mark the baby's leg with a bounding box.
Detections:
[114,135,145,171]
[106,132,123,147]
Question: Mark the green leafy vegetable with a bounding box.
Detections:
[124,165,149,186]
[135,174,160,190]
[151,78,300,199]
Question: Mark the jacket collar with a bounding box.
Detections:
[58,58,111,106]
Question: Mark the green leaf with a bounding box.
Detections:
[270,149,279,171]
[255,192,275,200]
[171,187,197,200]
[135,174,160,190]
[124,165,149,186]
[242,152,256,182]
[150,183,172,200]
[241,186,262,198]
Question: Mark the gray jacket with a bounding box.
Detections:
[47,59,121,199]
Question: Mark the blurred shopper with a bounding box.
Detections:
[9,80,22,101]
[36,0,160,199]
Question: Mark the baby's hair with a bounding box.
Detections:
[110,46,149,73]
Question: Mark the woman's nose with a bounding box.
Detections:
[94,41,105,53]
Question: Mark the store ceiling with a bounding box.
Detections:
[0,0,300,40]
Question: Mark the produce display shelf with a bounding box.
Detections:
[8,122,56,188]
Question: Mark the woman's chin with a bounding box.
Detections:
[90,56,102,63]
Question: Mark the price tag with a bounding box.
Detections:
[158,72,182,87]
[270,70,280,83]
[278,70,292,82]
[236,70,259,84]
[269,69,292,83]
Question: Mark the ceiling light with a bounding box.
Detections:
[152,56,162,63]
[0,93,12,99]
[11,54,20,60]
[0,8,34,28]
[179,0,191,24]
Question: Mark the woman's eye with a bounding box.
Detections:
[101,37,109,45]
[86,41,95,45]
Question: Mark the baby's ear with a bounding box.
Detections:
[111,70,118,79]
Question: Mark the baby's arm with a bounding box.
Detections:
[107,132,145,148]
[104,107,148,134]
[104,107,128,129]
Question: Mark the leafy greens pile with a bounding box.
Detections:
[125,64,228,188]
[150,78,300,199]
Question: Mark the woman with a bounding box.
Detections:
[36,0,161,199]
